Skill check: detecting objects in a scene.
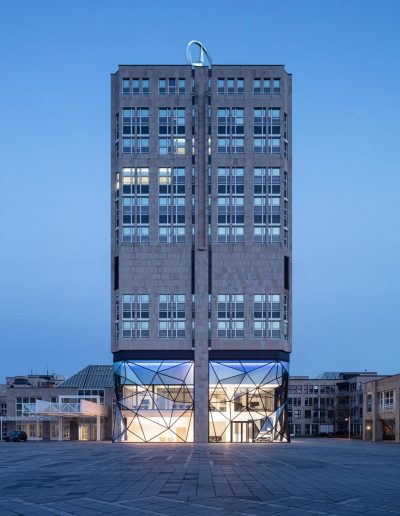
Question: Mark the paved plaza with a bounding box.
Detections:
[0,439,399,515]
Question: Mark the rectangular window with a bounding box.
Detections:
[132,78,140,95]
[237,78,244,94]
[273,78,281,94]
[122,108,150,154]
[179,78,186,93]
[254,167,281,243]
[122,168,149,244]
[217,78,225,94]
[122,294,149,338]
[263,78,271,94]
[254,294,266,338]
[268,294,281,338]
[159,78,166,94]
[142,78,149,95]
[122,78,130,94]
[217,167,244,243]
[217,294,244,338]
[168,78,176,94]
[253,78,261,94]
[159,168,186,243]
[159,294,185,338]
[227,78,234,94]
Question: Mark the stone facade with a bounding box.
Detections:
[111,61,292,442]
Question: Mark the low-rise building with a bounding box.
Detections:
[288,372,386,438]
[363,374,400,442]
[0,366,114,441]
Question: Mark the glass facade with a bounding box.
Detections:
[209,360,289,443]
[113,360,194,442]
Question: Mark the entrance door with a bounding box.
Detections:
[79,424,90,441]
[232,421,256,442]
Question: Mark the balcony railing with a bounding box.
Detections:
[379,404,395,412]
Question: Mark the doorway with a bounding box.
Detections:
[232,421,257,442]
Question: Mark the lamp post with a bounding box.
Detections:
[345,417,351,439]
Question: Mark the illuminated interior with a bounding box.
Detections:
[209,360,289,443]
[113,360,194,443]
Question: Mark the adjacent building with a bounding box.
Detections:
[288,371,386,438]
[363,374,400,442]
[111,43,292,443]
[0,366,114,441]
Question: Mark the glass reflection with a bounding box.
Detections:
[113,360,194,443]
[209,360,289,443]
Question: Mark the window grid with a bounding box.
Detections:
[268,294,281,339]
[217,108,244,154]
[159,294,186,338]
[122,294,149,339]
[217,168,244,243]
[254,294,266,338]
[217,294,244,338]
[122,168,149,244]
[122,108,149,154]
[253,108,281,154]
[254,168,281,244]
[159,168,186,243]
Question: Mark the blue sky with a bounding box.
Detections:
[0,0,399,381]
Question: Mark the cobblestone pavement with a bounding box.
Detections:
[0,438,399,515]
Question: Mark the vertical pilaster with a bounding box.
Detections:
[194,67,209,443]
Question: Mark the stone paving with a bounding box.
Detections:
[0,438,399,515]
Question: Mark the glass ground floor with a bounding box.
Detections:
[113,358,289,443]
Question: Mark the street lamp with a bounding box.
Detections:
[345,417,351,439]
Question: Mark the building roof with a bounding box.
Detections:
[58,365,114,389]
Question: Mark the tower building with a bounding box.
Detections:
[112,42,292,443]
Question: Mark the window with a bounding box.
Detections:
[263,78,271,94]
[168,78,176,94]
[237,78,244,94]
[217,78,225,94]
[122,168,149,244]
[254,294,266,338]
[122,78,130,94]
[268,294,281,338]
[122,108,149,154]
[366,393,372,412]
[142,78,149,95]
[379,390,395,411]
[227,78,234,94]
[217,168,244,243]
[122,294,149,338]
[179,78,186,93]
[159,108,186,154]
[217,108,244,154]
[254,167,281,243]
[159,78,166,94]
[273,78,281,94]
[159,294,185,337]
[253,108,280,154]
[253,78,261,94]
[159,168,186,243]
[132,78,139,95]
[217,294,244,338]
[294,410,301,419]
[115,297,119,339]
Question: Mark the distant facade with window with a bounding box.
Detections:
[0,366,114,442]
[363,374,400,442]
[111,56,292,444]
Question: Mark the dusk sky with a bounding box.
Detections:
[0,0,399,382]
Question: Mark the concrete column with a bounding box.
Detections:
[194,66,210,443]
[96,416,101,441]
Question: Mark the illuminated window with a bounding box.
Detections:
[122,294,149,338]
[159,167,186,243]
[122,168,149,244]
